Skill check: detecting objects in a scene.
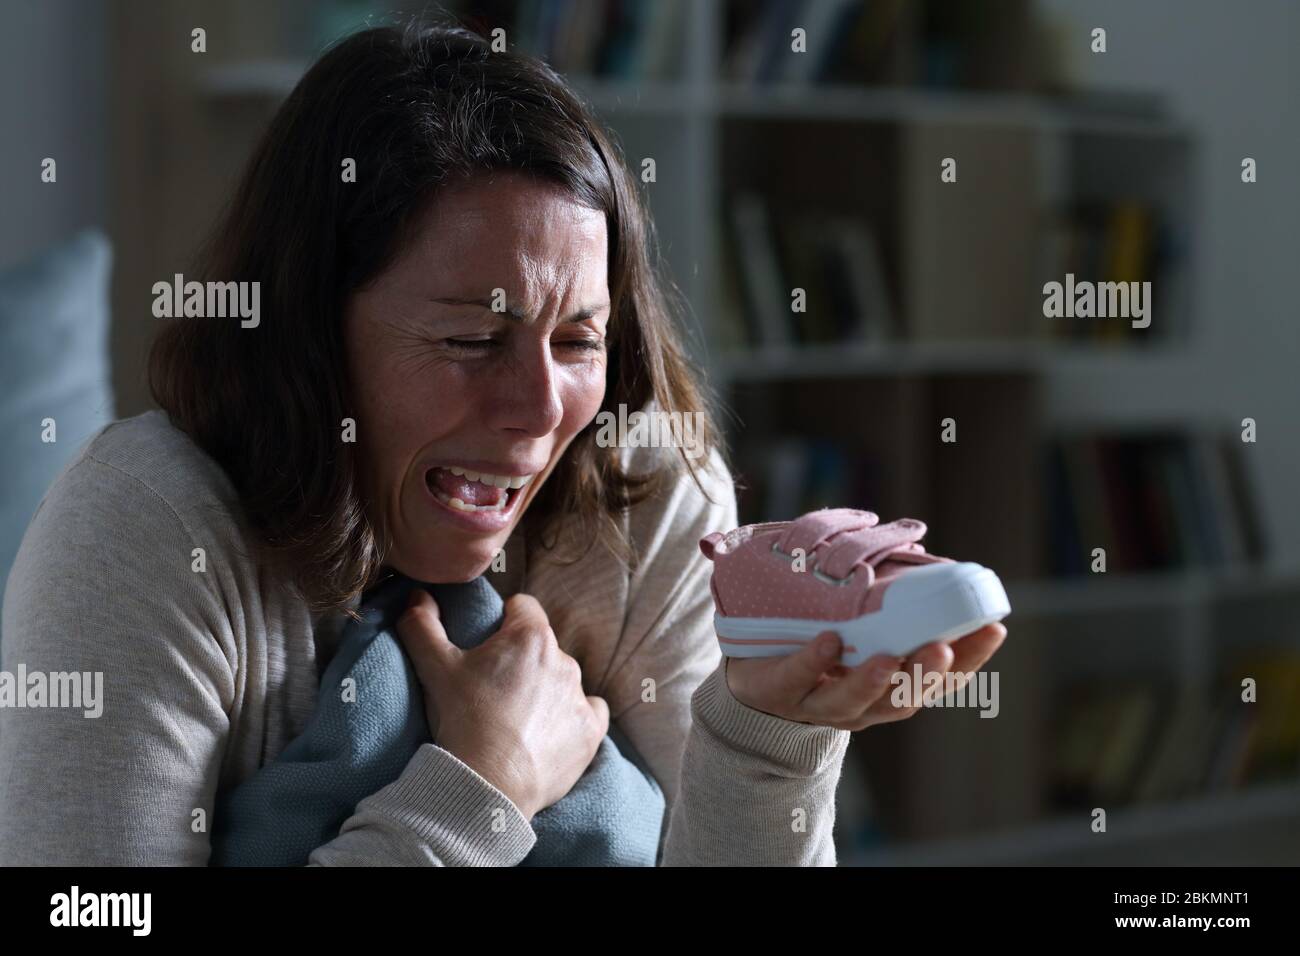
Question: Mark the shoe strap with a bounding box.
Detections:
[699,532,725,560]
[776,508,878,556]
[816,519,928,581]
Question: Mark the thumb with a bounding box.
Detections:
[768,630,843,701]
[396,588,458,686]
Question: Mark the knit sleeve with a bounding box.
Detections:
[0,455,535,867]
[663,658,852,866]
[608,446,853,866]
[306,744,536,866]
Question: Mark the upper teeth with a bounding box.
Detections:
[444,466,533,490]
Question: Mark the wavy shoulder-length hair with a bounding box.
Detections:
[149,18,726,617]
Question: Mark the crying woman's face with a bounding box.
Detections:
[343,171,611,583]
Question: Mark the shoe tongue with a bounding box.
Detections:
[429,468,502,506]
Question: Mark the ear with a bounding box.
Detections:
[699,532,724,560]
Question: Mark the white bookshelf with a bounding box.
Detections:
[1007,566,1300,616]
[849,779,1300,867]
[714,341,1208,381]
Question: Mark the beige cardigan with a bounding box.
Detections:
[0,410,851,865]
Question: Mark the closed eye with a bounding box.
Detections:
[445,338,498,352]
[445,338,604,353]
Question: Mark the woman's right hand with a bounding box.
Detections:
[395,589,609,821]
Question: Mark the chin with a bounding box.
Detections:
[392,540,501,584]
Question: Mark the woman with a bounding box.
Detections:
[0,21,1005,866]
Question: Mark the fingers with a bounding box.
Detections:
[501,592,551,633]
[860,628,1006,724]
[796,625,1012,731]
[892,640,956,710]
[908,640,956,679]
[800,652,900,727]
[807,641,953,729]
[763,630,845,706]
[396,588,457,686]
[947,623,1007,675]
[890,626,1005,709]
[936,623,1007,704]
[501,593,602,743]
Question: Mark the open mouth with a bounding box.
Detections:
[424,465,535,514]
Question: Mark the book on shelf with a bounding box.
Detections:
[816,217,896,343]
[723,0,913,87]
[1037,199,1183,344]
[721,191,897,350]
[1049,652,1300,810]
[1133,688,1220,804]
[734,436,886,525]
[1201,696,1260,792]
[915,0,1046,91]
[1216,650,1300,788]
[781,0,864,86]
[726,192,791,348]
[722,0,1051,90]
[1050,680,1171,809]
[1043,430,1266,577]
[451,0,686,80]
[715,210,755,351]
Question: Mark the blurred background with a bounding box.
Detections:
[1,0,1298,864]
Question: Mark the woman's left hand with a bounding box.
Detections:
[724,624,1008,731]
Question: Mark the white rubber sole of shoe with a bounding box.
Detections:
[714,562,1011,665]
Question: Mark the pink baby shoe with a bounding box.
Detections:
[700,508,1010,665]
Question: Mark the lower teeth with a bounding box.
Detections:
[426,467,514,513]
[434,490,508,513]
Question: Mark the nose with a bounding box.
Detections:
[486,338,565,438]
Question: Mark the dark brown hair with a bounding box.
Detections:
[149,17,726,617]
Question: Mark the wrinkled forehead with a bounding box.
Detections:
[390,173,608,301]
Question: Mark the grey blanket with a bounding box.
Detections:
[208,574,664,866]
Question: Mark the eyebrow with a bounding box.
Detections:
[430,296,609,324]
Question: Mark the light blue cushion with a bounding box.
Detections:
[0,230,114,617]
